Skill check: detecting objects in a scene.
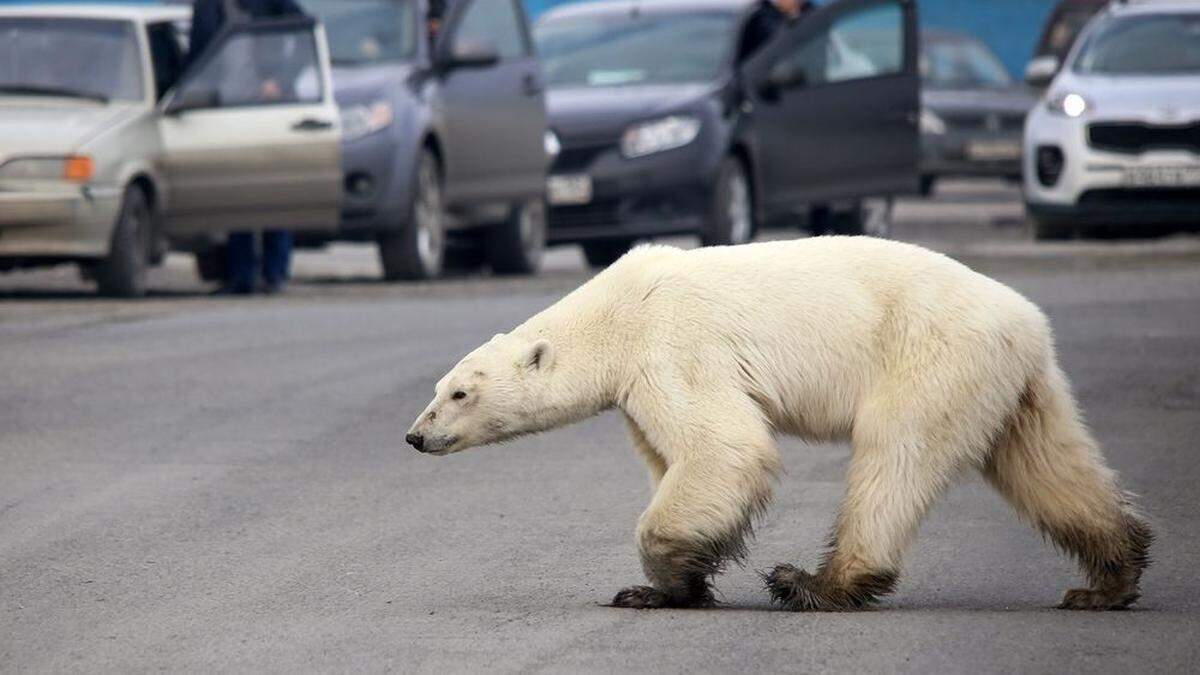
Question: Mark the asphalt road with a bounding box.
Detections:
[2,182,1199,673]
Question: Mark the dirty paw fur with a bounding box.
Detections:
[763,564,897,611]
[609,585,715,609]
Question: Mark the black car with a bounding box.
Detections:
[918,31,1036,195]
[534,0,919,266]
[298,0,551,280]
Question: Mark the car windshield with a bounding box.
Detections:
[0,18,143,102]
[1074,13,1200,75]
[1040,9,1098,60]
[922,37,1013,88]
[298,0,416,65]
[535,11,737,88]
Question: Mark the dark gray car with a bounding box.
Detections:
[535,0,920,266]
[298,0,550,279]
[918,31,1036,195]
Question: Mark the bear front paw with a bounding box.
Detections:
[1058,587,1139,611]
[763,563,896,611]
[609,585,714,609]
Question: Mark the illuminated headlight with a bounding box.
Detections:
[0,156,94,182]
[1046,92,1091,118]
[620,115,701,159]
[339,100,395,141]
[544,129,561,158]
[919,109,947,135]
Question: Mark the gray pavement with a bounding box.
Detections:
[2,181,1200,673]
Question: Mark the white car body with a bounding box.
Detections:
[1023,1,1200,236]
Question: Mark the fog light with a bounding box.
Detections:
[1036,145,1064,187]
[345,172,374,197]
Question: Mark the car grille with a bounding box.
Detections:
[941,111,1025,132]
[1088,122,1200,154]
[548,200,620,230]
[1079,188,1200,208]
[552,143,615,173]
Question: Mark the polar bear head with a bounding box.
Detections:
[406,333,555,455]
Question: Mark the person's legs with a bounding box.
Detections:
[224,231,257,293]
[261,230,293,291]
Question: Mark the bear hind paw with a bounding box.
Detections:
[609,584,714,609]
[1058,587,1140,611]
[763,563,896,612]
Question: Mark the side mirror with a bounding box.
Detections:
[164,87,218,116]
[760,62,804,100]
[1024,55,1060,88]
[439,37,500,71]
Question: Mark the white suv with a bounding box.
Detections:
[1023,1,1200,239]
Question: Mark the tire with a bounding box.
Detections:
[378,150,444,280]
[194,245,227,283]
[1031,216,1075,241]
[443,237,488,274]
[701,157,754,247]
[487,198,546,276]
[94,185,151,298]
[581,239,633,268]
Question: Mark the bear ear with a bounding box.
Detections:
[527,339,553,371]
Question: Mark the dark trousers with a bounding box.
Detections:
[226,230,293,290]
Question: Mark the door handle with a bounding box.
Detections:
[522,74,543,97]
[292,118,334,132]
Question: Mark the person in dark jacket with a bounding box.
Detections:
[738,0,816,62]
[189,0,306,295]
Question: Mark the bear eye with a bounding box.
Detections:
[451,390,467,401]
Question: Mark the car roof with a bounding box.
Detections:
[0,3,191,24]
[540,0,756,22]
[1107,0,1200,16]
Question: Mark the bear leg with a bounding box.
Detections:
[983,364,1152,610]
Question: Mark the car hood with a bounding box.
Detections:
[547,83,716,142]
[0,100,140,160]
[922,86,1037,116]
[1053,73,1200,122]
[331,62,416,106]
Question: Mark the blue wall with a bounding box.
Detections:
[526,0,1060,77]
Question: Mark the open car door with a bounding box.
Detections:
[741,0,919,209]
[157,16,341,233]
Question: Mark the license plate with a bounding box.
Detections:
[1122,166,1200,188]
[966,140,1022,161]
[547,174,592,206]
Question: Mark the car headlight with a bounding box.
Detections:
[544,129,561,159]
[0,156,94,183]
[620,115,701,159]
[919,109,947,135]
[339,100,395,141]
[1046,92,1091,118]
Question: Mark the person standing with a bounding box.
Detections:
[738,0,817,62]
[189,0,306,295]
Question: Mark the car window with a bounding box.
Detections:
[148,21,186,100]
[297,0,416,66]
[1074,13,1200,76]
[177,25,323,108]
[776,0,904,86]
[0,17,143,101]
[1040,9,1097,59]
[921,37,1013,89]
[454,0,527,60]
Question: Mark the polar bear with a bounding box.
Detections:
[406,237,1151,611]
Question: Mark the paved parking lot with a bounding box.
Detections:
[2,181,1199,672]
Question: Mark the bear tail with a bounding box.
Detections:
[982,359,1152,610]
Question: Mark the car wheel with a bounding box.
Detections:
[487,198,546,276]
[581,239,633,268]
[378,150,444,280]
[1031,216,1075,241]
[702,157,754,247]
[194,245,227,283]
[94,185,151,298]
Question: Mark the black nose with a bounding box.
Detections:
[405,433,424,451]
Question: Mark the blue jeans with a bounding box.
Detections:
[226,230,293,290]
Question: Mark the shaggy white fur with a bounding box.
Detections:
[408,237,1151,611]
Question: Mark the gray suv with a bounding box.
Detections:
[299,0,551,279]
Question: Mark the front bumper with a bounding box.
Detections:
[0,184,121,257]
[331,131,410,240]
[1023,108,1200,227]
[546,139,720,244]
[920,130,1023,178]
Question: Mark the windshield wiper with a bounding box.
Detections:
[0,83,110,103]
